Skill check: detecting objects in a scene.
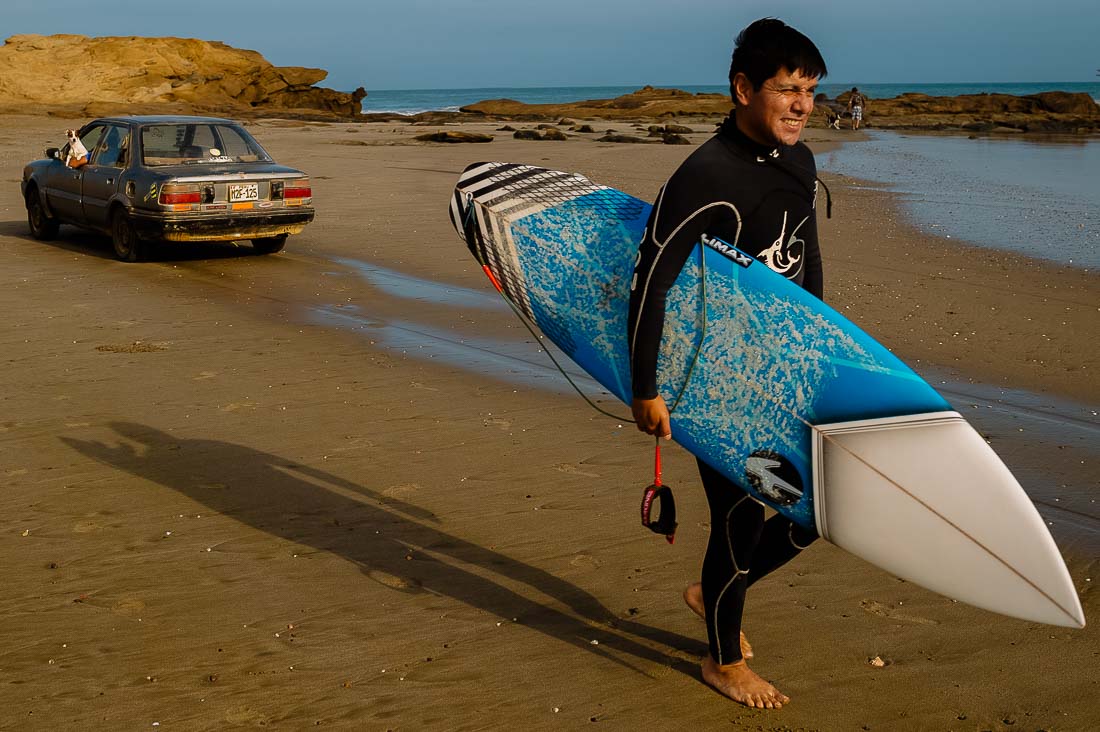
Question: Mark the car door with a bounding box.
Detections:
[81,124,131,229]
[45,124,106,224]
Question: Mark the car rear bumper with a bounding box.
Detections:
[131,209,315,242]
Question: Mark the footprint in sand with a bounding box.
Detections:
[554,463,601,478]
[112,597,146,616]
[860,599,939,625]
[570,554,601,570]
[72,520,102,534]
[364,569,422,593]
[219,402,257,412]
[224,707,270,726]
[383,483,419,499]
[329,436,375,452]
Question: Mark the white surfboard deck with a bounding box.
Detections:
[813,411,1084,628]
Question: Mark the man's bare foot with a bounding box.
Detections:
[683,583,753,659]
[701,655,789,709]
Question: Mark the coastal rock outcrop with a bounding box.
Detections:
[0,34,366,119]
[414,131,493,143]
[458,85,1099,134]
[462,85,730,120]
[854,91,1100,132]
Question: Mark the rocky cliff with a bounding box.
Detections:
[0,34,365,119]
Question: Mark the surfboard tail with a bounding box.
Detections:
[813,412,1085,628]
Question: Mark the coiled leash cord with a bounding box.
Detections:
[462,192,710,545]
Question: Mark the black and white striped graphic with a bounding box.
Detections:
[449,162,608,322]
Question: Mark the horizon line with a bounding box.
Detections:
[358,80,1100,93]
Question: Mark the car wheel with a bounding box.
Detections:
[252,234,288,254]
[111,210,143,262]
[26,190,60,241]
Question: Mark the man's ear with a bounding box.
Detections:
[732,73,754,107]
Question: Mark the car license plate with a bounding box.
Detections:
[229,183,258,202]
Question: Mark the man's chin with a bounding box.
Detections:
[774,125,804,145]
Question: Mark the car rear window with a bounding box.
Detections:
[141,124,274,167]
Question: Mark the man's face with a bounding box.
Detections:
[734,67,818,147]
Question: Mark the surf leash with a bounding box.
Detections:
[461,192,637,424]
[461,188,709,547]
[633,244,709,545]
[640,437,677,543]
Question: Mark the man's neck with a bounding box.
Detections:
[727,112,777,152]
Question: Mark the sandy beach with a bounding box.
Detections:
[2,115,1098,730]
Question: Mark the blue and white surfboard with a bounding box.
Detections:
[449,162,1084,629]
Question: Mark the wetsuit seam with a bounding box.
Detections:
[711,494,751,665]
[629,199,743,376]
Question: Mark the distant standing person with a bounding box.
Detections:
[847,86,866,129]
[628,17,827,709]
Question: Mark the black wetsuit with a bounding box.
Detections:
[627,115,822,665]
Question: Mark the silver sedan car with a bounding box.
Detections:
[21,115,315,261]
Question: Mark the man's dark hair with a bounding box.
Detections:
[728,18,828,95]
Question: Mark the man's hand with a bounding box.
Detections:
[632,396,671,440]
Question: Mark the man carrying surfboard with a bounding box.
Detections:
[628,17,828,709]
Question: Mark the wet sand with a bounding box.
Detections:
[1,115,1097,730]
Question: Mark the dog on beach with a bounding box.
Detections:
[821,108,841,130]
[64,129,89,168]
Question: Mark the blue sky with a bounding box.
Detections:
[5,0,1098,91]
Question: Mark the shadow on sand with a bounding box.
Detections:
[62,422,704,678]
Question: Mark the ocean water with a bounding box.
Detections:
[818,132,1100,269]
[360,82,1100,115]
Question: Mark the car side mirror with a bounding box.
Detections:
[46,147,60,160]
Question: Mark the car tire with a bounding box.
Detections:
[111,210,143,262]
[252,234,288,254]
[26,190,60,241]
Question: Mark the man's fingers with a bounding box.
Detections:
[631,398,670,438]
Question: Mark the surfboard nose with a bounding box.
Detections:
[812,411,1086,629]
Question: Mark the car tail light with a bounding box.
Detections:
[283,178,311,199]
[159,183,201,205]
